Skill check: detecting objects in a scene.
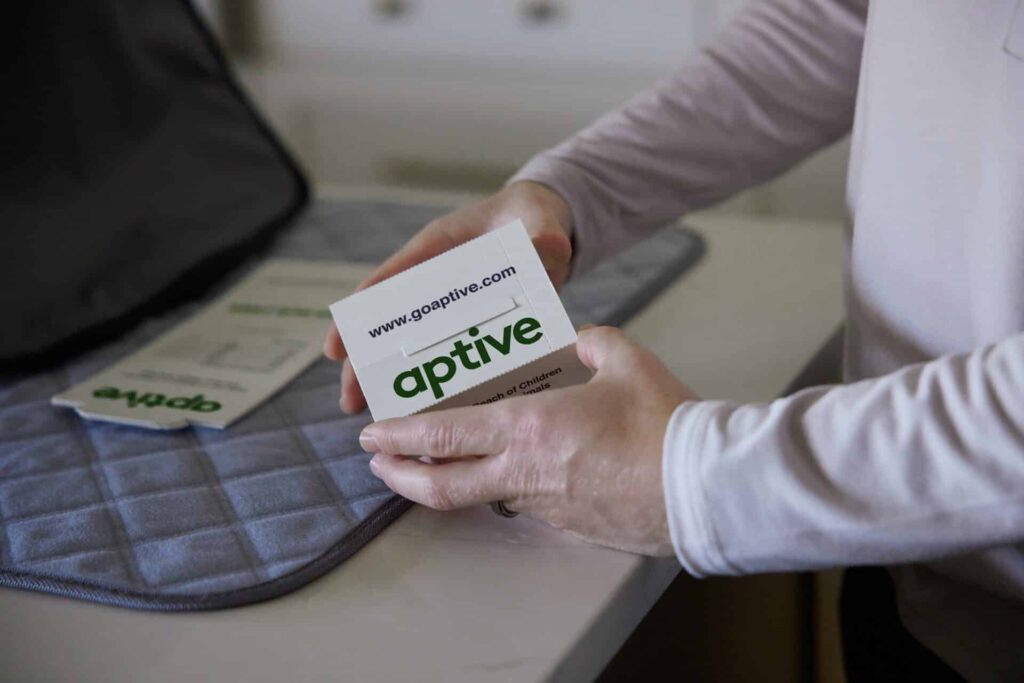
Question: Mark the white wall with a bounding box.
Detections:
[198,0,850,221]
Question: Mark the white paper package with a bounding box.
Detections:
[53,260,373,429]
[330,220,592,420]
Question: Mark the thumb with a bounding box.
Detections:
[575,326,638,374]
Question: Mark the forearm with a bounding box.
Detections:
[666,334,1024,576]
[513,0,867,273]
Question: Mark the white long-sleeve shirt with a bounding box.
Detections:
[512,1,1024,679]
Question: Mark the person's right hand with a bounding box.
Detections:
[322,180,574,415]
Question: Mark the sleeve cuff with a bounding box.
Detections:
[662,401,739,577]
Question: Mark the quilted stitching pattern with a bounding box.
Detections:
[0,200,704,607]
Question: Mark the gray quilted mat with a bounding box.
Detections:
[0,199,704,610]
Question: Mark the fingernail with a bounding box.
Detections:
[368,455,382,478]
[359,430,379,453]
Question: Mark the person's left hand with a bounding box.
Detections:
[358,326,698,556]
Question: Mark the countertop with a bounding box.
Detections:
[0,188,845,682]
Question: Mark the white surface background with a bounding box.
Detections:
[194,0,850,223]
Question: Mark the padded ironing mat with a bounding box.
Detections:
[0,199,704,610]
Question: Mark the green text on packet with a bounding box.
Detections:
[393,316,544,400]
[92,387,222,413]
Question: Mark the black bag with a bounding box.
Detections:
[0,0,308,367]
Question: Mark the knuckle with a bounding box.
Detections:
[515,407,548,445]
[632,347,660,373]
[578,325,605,346]
[593,325,623,342]
[508,461,543,497]
[374,428,401,455]
[422,480,455,510]
[425,421,459,455]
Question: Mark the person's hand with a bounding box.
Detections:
[358,326,697,556]
[323,180,574,415]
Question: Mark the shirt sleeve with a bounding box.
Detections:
[510,0,868,274]
[664,333,1024,577]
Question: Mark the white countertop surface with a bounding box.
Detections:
[0,189,845,683]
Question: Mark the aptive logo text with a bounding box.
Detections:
[393,317,544,400]
[92,387,222,413]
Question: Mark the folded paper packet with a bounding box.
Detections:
[52,260,373,429]
[330,220,593,420]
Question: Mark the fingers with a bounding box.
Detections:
[369,453,506,510]
[324,228,450,362]
[361,225,458,291]
[326,328,366,416]
[360,404,511,458]
[328,224,458,407]
[325,214,571,361]
[532,230,573,289]
[323,325,345,360]
[532,231,571,263]
[340,358,367,414]
[327,202,575,418]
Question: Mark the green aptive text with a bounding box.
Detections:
[393,317,544,400]
[92,387,222,413]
